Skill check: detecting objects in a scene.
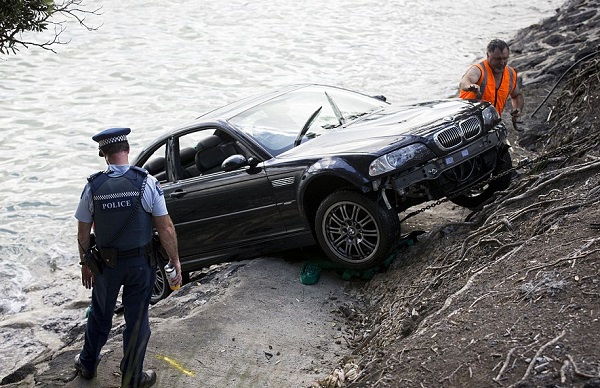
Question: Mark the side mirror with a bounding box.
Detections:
[247,157,260,167]
[222,154,248,172]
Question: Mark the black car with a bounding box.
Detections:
[134,84,511,301]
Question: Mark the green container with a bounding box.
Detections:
[299,263,321,285]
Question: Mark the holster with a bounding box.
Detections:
[149,235,160,268]
[85,246,103,276]
[89,238,155,271]
[99,247,118,269]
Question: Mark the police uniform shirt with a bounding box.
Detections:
[75,165,168,223]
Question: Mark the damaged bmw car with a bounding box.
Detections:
[134,84,512,301]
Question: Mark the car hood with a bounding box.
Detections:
[278,98,479,159]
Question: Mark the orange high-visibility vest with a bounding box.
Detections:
[459,60,517,114]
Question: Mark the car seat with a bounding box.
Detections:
[194,135,238,174]
[144,157,166,181]
[180,147,199,178]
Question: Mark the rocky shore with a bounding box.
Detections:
[3,255,363,387]
[2,0,600,387]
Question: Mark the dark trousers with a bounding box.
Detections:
[80,254,155,387]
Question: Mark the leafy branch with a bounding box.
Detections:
[0,0,102,55]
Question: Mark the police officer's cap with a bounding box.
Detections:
[92,127,131,157]
[92,127,131,148]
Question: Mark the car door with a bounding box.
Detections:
[160,128,287,264]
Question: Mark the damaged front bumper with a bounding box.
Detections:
[386,130,506,194]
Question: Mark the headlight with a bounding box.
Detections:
[369,143,432,176]
[482,104,500,125]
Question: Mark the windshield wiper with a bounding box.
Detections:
[346,112,370,121]
[294,106,322,147]
[325,91,345,126]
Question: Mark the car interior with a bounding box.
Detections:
[143,130,246,182]
[144,156,166,181]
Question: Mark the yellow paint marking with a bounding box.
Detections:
[155,354,196,377]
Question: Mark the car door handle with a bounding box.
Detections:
[170,190,188,199]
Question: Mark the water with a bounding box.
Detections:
[0,0,563,377]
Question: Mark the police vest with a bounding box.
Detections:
[459,59,517,115]
[89,166,153,251]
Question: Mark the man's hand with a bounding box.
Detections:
[169,259,183,288]
[154,214,182,287]
[511,109,523,132]
[465,83,480,93]
[81,264,94,289]
[78,221,95,288]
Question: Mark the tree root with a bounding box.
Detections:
[507,330,566,388]
[566,354,599,378]
[415,244,524,336]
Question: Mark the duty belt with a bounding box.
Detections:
[116,242,153,259]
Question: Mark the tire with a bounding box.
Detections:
[450,147,513,209]
[315,190,401,270]
[151,250,171,304]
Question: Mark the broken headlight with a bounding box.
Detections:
[369,143,433,176]
[482,104,500,126]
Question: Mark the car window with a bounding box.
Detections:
[179,131,210,150]
[142,143,167,182]
[177,128,244,180]
[324,89,386,121]
[228,92,334,155]
[228,86,386,155]
[139,126,249,183]
[177,131,208,180]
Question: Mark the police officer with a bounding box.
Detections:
[74,127,181,388]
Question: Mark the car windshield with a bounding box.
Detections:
[228,86,386,156]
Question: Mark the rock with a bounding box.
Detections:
[0,364,35,386]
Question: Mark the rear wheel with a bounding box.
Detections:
[450,147,513,209]
[315,190,401,270]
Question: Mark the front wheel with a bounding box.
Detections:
[315,190,401,270]
[450,146,513,209]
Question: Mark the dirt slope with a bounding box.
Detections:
[320,1,600,387]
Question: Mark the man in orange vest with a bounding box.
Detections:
[459,39,524,127]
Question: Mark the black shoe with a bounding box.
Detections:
[74,354,96,379]
[122,369,156,388]
[138,370,157,388]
